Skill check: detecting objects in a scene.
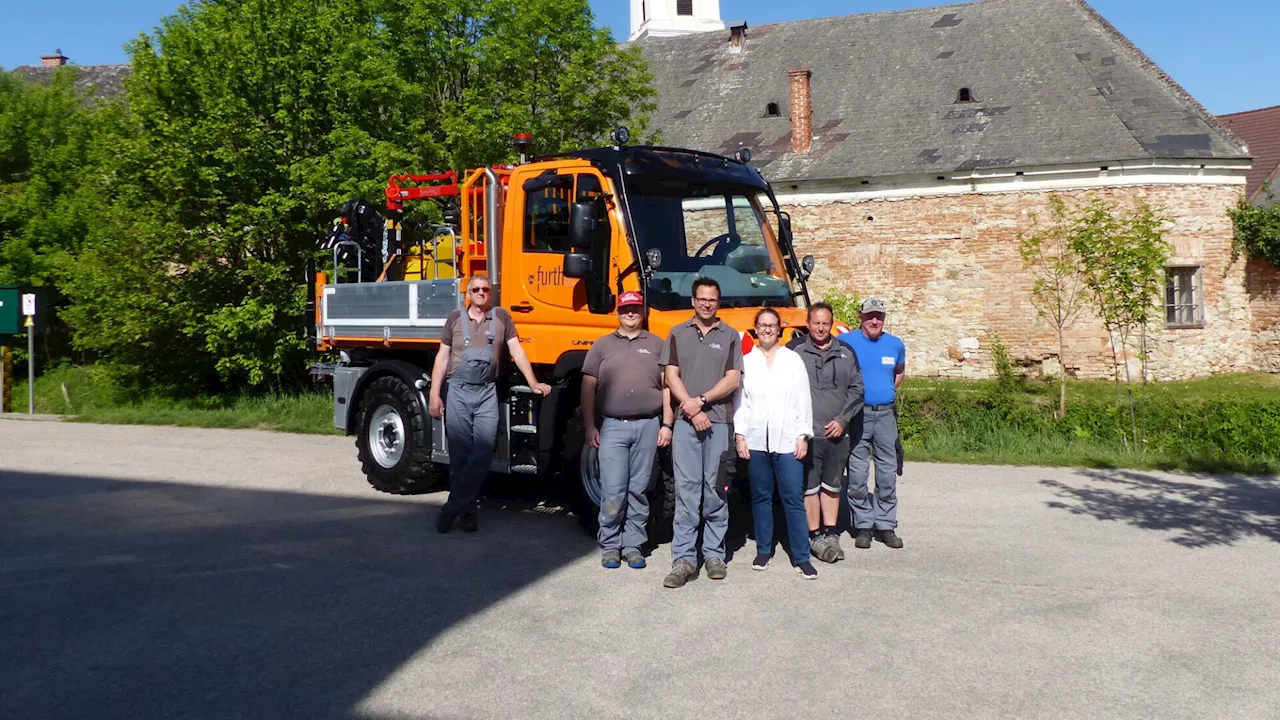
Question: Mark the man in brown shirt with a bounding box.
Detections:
[428,274,550,533]
[581,291,673,570]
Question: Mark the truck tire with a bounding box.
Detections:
[561,408,676,536]
[354,375,443,494]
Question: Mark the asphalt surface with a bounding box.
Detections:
[2,420,1279,720]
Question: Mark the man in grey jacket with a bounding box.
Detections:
[791,303,863,563]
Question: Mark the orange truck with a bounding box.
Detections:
[310,131,817,527]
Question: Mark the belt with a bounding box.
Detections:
[866,403,895,411]
[607,413,660,422]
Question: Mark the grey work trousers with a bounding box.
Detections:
[443,379,498,516]
[597,416,660,554]
[670,419,730,567]
[847,406,899,530]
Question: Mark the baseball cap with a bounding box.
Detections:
[860,297,887,314]
[616,291,644,310]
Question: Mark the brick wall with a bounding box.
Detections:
[786,183,1279,380]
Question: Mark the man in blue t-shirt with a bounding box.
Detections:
[836,297,907,549]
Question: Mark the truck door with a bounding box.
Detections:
[517,169,618,312]
[506,166,621,362]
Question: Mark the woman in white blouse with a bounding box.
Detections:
[734,308,817,578]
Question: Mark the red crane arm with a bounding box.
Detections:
[385,171,460,213]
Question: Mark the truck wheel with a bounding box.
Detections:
[355,375,442,494]
[561,409,676,537]
[560,409,601,534]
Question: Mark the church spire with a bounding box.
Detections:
[629,0,724,42]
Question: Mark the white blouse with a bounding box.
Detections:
[733,345,814,453]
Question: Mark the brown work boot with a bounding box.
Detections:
[663,559,698,588]
[704,557,727,580]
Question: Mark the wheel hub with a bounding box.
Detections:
[368,405,406,468]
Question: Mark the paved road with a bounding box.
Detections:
[2,420,1279,720]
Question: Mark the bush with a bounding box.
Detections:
[901,385,1280,472]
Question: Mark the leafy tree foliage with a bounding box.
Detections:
[1019,194,1088,418]
[1228,183,1280,266]
[1069,194,1170,449]
[10,0,654,390]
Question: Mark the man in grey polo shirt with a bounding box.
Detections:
[660,277,743,588]
[581,291,674,571]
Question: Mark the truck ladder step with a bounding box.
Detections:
[510,464,539,475]
[510,385,535,394]
[510,424,537,434]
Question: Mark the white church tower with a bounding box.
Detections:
[629,0,724,41]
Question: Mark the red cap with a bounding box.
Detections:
[616,291,644,310]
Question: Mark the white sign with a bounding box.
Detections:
[21,293,36,316]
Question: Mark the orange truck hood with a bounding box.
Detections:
[646,306,809,346]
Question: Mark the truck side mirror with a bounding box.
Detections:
[569,201,595,252]
[563,253,592,279]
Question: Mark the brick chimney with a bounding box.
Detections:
[41,49,68,68]
[788,68,812,155]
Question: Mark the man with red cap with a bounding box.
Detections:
[581,290,673,569]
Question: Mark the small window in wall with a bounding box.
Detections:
[764,102,781,117]
[677,0,693,16]
[1165,266,1204,328]
[956,87,975,103]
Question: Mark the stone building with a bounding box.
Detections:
[632,0,1280,379]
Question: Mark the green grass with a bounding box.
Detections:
[8,364,337,435]
[7,363,1279,474]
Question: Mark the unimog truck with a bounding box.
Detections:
[311,131,816,527]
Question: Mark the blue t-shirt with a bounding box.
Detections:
[837,330,905,406]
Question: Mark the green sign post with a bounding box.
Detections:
[0,286,48,414]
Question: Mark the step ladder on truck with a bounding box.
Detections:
[309,130,818,531]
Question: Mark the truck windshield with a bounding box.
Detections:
[626,179,798,310]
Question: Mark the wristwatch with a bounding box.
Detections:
[698,394,708,405]
[662,422,674,430]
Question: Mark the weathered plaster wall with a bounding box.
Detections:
[786,183,1276,380]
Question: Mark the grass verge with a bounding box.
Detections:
[7,365,1279,474]
[7,364,337,435]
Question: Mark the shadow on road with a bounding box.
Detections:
[0,470,593,720]
[1040,468,1280,548]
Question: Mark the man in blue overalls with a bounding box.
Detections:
[428,274,550,533]
[837,298,907,549]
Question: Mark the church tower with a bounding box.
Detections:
[629,0,724,42]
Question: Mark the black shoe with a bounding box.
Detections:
[436,511,456,534]
[459,514,478,533]
[751,553,771,571]
[854,528,873,549]
[875,529,904,548]
[794,561,818,580]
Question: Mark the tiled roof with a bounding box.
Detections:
[10,63,131,100]
[637,0,1247,183]
[1218,104,1280,202]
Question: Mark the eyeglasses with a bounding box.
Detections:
[470,287,491,294]
[755,324,779,331]
[694,297,719,306]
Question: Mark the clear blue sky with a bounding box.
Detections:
[3,0,1277,115]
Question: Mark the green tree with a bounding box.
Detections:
[1228,182,1280,266]
[1070,194,1171,448]
[59,0,655,390]
[1019,193,1087,418]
